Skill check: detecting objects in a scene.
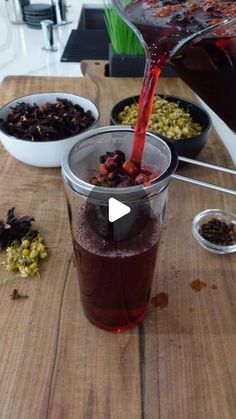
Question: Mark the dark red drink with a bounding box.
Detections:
[74,207,159,332]
[62,128,176,332]
[170,32,236,131]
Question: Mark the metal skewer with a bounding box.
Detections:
[171,156,236,196]
[178,156,236,175]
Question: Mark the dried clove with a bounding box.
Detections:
[199,218,236,246]
[10,289,28,300]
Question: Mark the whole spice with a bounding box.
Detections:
[0,98,95,141]
[199,218,236,245]
[0,207,36,250]
[117,95,203,139]
[10,289,28,300]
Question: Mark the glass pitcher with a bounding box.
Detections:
[169,18,236,132]
[112,0,236,132]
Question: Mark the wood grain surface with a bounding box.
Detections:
[0,64,235,419]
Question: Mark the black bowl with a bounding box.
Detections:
[110,94,212,165]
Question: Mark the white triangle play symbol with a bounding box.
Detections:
[108,198,131,223]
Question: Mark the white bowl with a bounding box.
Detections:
[0,92,100,167]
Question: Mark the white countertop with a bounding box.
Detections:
[0,0,235,165]
[0,0,103,80]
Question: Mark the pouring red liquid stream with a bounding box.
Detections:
[124,0,236,165]
[131,63,162,164]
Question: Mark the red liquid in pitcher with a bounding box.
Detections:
[74,208,159,332]
[124,0,236,164]
[170,34,236,131]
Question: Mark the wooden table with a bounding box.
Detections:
[0,63,235,419]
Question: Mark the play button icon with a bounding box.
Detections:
[108,197,131,223]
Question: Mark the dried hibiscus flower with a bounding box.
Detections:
[0,98,95,141]
[89,150,157,188]
[0,207,37,249]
